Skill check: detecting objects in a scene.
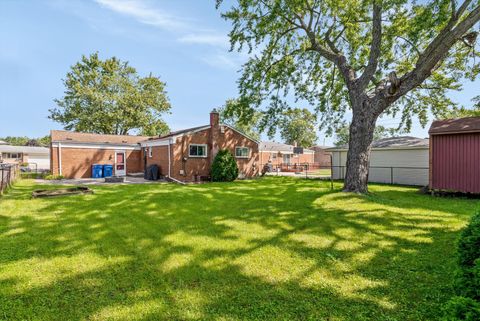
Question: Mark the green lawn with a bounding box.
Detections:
[0,177,478,320]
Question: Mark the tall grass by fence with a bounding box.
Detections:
[0,164,19,194]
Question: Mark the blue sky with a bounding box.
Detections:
[0,0,479,145]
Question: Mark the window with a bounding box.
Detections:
[235,147,249,158]
[148,148,152,158]
[271,152,277,159]
[189,144,207,157]
[3,153,20,159]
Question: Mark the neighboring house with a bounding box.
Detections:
[141,110,259,182]
[328,136,429,186]
[0,144,50,170]
[50,131,149,178]
[429,117,480,193]
[0,140,8,145]
[259,142,315,167]
[310,145,332,167]
[50,110,260,181]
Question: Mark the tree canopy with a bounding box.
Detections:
[50,53,171,136]
[219,99,262,141]
[334,124,398,146]
[279,108,318,147]
[0,136,50,147]
[217,0,480,192]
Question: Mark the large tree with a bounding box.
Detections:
[279,108,318,147]
[50,53,171,136]
[217,0,480,192]
[444,95,480,118]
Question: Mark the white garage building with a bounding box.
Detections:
[328,136,429,186]
[0,143,50,170]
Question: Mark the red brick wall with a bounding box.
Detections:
[147,126,259,182]
[146,146,170,176]
[50,146,142,178]
[312,147,332,167]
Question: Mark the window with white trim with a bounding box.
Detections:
[235,147,249,158]
[189,144,207,157]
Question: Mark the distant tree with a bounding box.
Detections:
[218,99,262,141]
[0,135,50,147]
[50,52,171,136]
[279,108,318,147]
[334,124,397,146]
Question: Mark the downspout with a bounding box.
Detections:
[58,142,62,176]
[168,138,172,178]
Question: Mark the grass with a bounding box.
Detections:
[0,177,478,321]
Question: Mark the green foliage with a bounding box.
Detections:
[50,52,171,136]
[443,96,480,119]
[216,0,480,135]
[279,108,318,147]
[443,296,480,321]
[334,124,399,146]
[219,99,262,141]
[0,136,50,147]
[20,172,48,179]
[443,211,480,320]
[44,174,64,180]
[211,149,239,182]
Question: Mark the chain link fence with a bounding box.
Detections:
[1,163,19,194]
[263,163,429,186]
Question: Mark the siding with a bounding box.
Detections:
[331,148,429,186]
[430,133,480,193]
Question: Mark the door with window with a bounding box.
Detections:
[283,154,291,164]
[115,151,126,176]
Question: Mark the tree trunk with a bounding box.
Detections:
[343,105,377,193]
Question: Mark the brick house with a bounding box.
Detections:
[50,110,260,181]
[310,145,332,167]
[259,142,315,169]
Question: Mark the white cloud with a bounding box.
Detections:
[178,33,230,48]
[94,0,189,32]
[201,52,242,70]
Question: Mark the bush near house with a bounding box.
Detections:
[443,212,480,320]
[211,149,238,182]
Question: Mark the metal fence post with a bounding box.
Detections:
[390,167,393,185]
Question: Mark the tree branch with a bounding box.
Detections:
[357,2,383,90]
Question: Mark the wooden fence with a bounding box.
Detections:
[0,164,19,194]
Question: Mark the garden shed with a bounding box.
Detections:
[429,117,480,193]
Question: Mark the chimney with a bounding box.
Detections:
[210,108,220,128]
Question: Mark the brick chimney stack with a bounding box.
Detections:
[210,108,220,127]
[210,108,220,162]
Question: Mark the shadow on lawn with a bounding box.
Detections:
[0,177,477,320]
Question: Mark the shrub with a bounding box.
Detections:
[211,149,238,182]
[443,296,480,321]
[44,174,64,180]
[455,212,480,300]
[21,172,46,179]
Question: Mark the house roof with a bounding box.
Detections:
[50,130,151,145]
[260,141,315,153]
[328,136,429,151]
[146,124,260,144]
[310,145,333,150]
[0,140,8,145]
[0,145,49,154]
[429,117,480,135]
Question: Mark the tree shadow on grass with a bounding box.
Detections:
[0,177,478,320]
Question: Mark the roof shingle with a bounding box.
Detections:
[429,117,480,135]
[50,130,151,145]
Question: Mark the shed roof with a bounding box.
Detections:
[50,130,151,145]
[260,141,314,153]
[0,145,49,154]
[328,136,429,151]
[429,117,480,135]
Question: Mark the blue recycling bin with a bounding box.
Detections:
[92,164,103,178]
[103,164,113,177]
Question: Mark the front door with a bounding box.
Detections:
[283,154,291,164]
[115,151,126,176]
